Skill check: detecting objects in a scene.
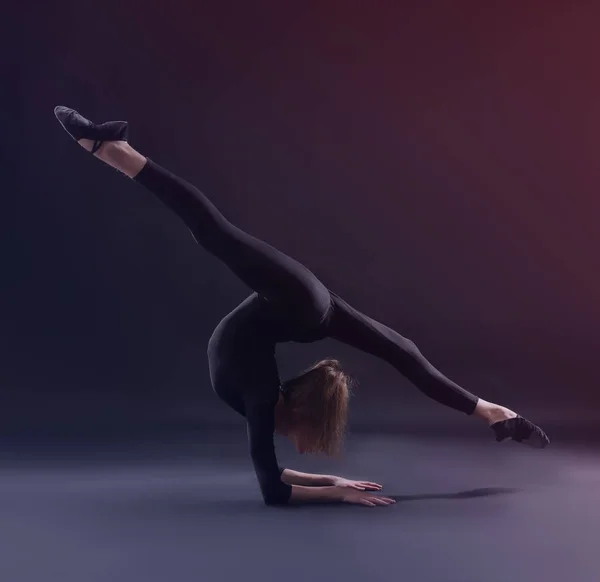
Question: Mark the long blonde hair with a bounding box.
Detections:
[280,359,352,455]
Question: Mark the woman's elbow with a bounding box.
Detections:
[260,485,292,506]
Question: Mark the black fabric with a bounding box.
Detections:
[54,106,129,147]
[491,416,550,448]
[134,159,480,505]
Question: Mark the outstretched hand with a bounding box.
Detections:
[337,488,395,507]
[331,477,383,491]
[329,476,394,506]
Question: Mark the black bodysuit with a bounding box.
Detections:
[134,160,479,505]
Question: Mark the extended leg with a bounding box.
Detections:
[57,107,331,325]
[326,292,549,447]
[327,292,479,414]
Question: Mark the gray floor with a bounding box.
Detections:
[0,432,598,582]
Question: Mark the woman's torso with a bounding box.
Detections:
[207,292,333,415]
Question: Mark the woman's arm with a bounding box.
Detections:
[280,469,335,486]
[244,391,392,507]
[289,484,395,507]
[289,484,340,503]
[281,469,383,492]
[245,403,292,505]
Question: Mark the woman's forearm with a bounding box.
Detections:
[289,484,342,504]
[280,469,335,487]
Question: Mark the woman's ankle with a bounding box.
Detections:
[76,138,127,159]
[474,399,518,425]
[94,141,146,178]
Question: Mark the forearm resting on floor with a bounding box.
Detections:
[280,469,335,486]
[288,484,342,504]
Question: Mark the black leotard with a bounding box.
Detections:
[134,159,479,505]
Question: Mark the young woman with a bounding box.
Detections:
[54,106,549,508]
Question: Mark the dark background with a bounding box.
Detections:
[3,0,600,438]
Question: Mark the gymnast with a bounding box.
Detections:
[54,106,549,507]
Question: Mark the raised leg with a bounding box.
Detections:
[72,129,331,326]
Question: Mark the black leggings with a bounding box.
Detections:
[135,159,331,326]
[134,159,479,415]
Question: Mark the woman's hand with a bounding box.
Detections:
[336,487,396,507]
[330,476,383,491]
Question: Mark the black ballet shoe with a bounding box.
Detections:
[54,106,128,154]
[491,415,550,449]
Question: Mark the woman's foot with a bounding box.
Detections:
[54,106,128,152]
[474,399,517,425]
[54,106,146,178]
[474,399,549,449]
[490,415,550,448]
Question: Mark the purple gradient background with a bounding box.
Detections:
[2,0,600,435]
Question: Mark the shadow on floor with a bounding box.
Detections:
[84,486,521,521]
[390,487,520,502]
